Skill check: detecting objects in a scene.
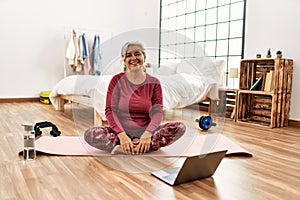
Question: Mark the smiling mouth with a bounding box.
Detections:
[129,61,140,65]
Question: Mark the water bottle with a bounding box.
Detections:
[22,124,36,160]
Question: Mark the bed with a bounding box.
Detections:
[50,57,225,125]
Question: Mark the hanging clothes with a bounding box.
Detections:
[65,31,76,70]
[73,31,79,71]
[91,35,101,75]
[65,30,81,72]
[82,34,91,75]
[76,34,84,72]
[82,33,88,59]
[65,30,100,75]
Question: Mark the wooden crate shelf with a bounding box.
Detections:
[236,58,293,128]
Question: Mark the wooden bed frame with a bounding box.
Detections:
[57,94,103,126]
[57,95,92,111]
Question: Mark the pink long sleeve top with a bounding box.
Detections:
[105,72,163,137]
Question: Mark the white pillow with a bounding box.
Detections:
[146,63,159,75]
[176,57,225,77]
[154,66,176,75]
[214,60,225,75]
[176,57,225,87]
[177,57,214,75]
[214,60,226,87]
[214,60,225,72]
[154,63,178,75]
[176,58,199,74]
[164,62,179,72]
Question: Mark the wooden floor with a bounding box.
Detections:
[0,102,300,200]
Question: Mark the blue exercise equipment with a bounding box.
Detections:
[195,116,216,130]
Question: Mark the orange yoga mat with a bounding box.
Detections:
[31,133,252,157]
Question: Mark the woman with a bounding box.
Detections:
[84,41,186,154]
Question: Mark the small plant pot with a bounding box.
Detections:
[266,54,272,58]
[256,54,261,58]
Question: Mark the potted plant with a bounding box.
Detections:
[266,48,272,58]
[276,50,282,59]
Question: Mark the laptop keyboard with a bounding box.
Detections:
[164,167,180,174]
[163,174,177,183]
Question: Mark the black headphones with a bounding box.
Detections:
[34,121,61,137]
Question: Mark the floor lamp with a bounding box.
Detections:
[229,68,239,89]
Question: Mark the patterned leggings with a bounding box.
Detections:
[84,121,186,152]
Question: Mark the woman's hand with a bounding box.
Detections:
[134,131,152,154]
[117,132,134,154]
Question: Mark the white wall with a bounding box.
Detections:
[245,0,300,120]
[1,0,299,121]
[0,0,160,97]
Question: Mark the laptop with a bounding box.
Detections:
[151,150,227,186]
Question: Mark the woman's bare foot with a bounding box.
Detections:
[111,145,125,155]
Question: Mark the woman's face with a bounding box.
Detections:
[124,45,146,71]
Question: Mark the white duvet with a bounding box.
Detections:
[50,73,219,119]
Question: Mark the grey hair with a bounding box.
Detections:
[121,41,146,58]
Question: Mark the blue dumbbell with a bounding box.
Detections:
[195,116,217,130]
